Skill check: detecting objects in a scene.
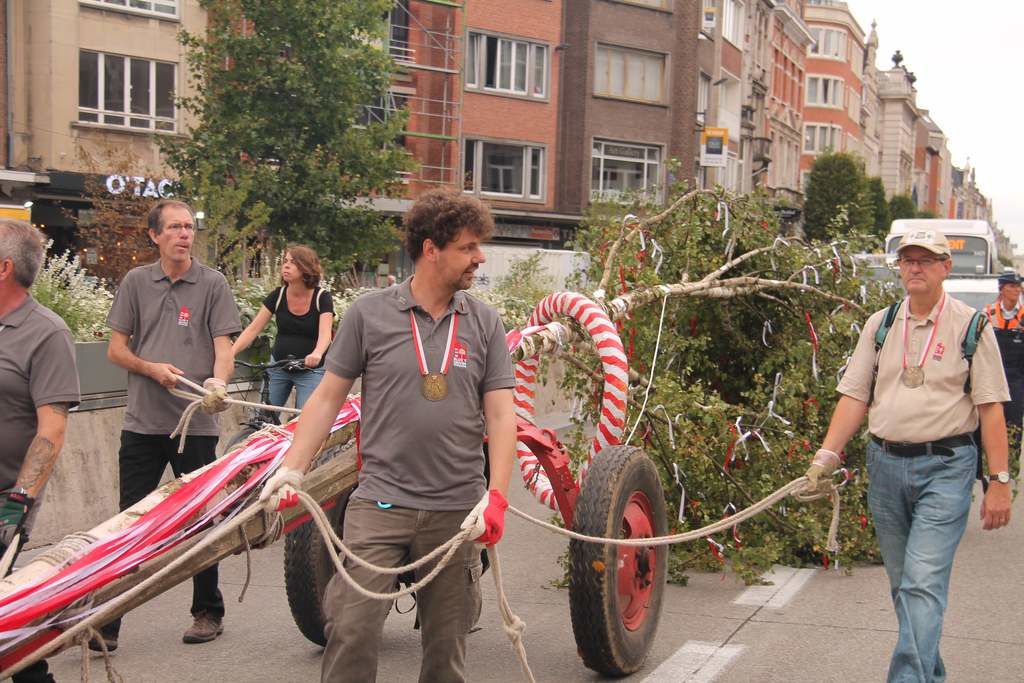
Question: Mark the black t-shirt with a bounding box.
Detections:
[261,286,334,365]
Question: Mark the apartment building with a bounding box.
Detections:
[559,0,699,214]
[765,0,813,203]
[912,111,951,217]
[799,0,866,186]
[859,21,881,176]
[695,0,745,191]
[7,0,205,254]
[461,0,574,248]
[876,57,918,198]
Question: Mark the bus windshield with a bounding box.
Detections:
[886,235,991,275]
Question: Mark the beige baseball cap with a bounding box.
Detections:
[896,229,951,257]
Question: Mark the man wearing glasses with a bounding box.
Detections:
[100,199,241,649]
[805,229,1011,682]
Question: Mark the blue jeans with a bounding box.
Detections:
[866,439,975,683]
[267,357,325,409]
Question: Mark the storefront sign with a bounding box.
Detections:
[700,128,729,168]
[105,175,174,199]
[494,223,562,242]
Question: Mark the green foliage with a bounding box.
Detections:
[915,209,938,219]
[471,253,556,330]
[864,176,891,241]
[164,0,411,268]
[561,184,899,583]
[30,246,114,342]
[889,194,918,221]
[803,153,872,241]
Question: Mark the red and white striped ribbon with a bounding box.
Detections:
[410,311,458,376]
[512,293,628,510]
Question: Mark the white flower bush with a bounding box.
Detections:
[31,247,114,342]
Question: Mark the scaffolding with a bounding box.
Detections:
[387,0,463,189]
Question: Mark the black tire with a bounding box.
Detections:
[568,445,668,677]
[284,485,353,647]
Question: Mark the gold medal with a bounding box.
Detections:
[422,373,448,401]
[901,366,925,389]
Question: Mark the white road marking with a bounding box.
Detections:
[642,640,746,683]
[732,565,815,608]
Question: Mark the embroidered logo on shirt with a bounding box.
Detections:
[177,306,191,327]
[932,341,945,361]
[452,341,468,369]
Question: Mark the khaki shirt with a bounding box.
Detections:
[107,260,240,436]
[837,293,1009,442]
[0,295,80,491]
[325,278,514,511]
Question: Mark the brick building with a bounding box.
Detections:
[559,0,699,213]
[799,0,866,186]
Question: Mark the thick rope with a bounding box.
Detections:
[167,376,302,453]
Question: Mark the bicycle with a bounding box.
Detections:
[226,357,309,450]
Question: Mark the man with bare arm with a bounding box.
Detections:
[0,220,81,683]
[100,199,241,650]
[261,189,517,683]
[807,229,1011,682]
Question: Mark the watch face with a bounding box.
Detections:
[993,472,1011,484]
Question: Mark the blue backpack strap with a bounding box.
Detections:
[869,302,902,405]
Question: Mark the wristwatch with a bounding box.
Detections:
[989,471,1011,484]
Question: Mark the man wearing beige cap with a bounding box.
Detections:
[806,228,1012,682]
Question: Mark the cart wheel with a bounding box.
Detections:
[569,445,668,677]
[284,485,352,646]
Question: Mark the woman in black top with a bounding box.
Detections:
[232,245,334,408]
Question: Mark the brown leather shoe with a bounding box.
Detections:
[182,613,223,644]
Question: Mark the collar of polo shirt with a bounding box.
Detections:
[149,259,200,283]
[393,277,468,315]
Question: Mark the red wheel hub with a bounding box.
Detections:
[616,491,656,631]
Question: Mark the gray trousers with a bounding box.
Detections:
[321,498,483,683]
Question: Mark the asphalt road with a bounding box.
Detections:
[33,475,1024,683]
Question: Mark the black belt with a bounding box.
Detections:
[870,433,974,457]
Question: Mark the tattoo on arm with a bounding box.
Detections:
[17,437,56,493]
[43,403,70,417]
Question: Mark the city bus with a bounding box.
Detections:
[885,219,999,275]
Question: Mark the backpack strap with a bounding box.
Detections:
[273,285,286,314]
[869,302,902,406]
[962,310,987,395]
[313,287,321,314]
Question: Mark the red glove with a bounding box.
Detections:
[475,489,509,547]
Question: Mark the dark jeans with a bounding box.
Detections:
[1005,381,1023,461]
[102,432,225,639]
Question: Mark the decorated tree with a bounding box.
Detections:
[164,0,411,268]
[521,185,899,582]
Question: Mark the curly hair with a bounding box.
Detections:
[283,244,322,289]
[402,189,494,261]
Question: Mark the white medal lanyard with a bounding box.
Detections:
[409,310,458,378]
[901,294,945,371]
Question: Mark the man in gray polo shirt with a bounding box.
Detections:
[0,219,80,683]
[101,199,240,650]
[261,189,516,683]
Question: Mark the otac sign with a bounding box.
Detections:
[105,175,175,199]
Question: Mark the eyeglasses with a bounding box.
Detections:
[898,256,948,268]
[164,222,196,233]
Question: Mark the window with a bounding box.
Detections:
[464,140,544,199]
[806,76,843,107]
[847,86,860,119]
[78,51,176,131]
[80,0,177,19]
[594,45,666,104]
[803,124,842,153]
[591,139,662,201]
[465,32,548,98]
[809,27,846,59]
[697,73,711,125]
[723,0,743,45]
[619,0,670,8]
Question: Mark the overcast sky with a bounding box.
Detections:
[844,1,1024,250]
